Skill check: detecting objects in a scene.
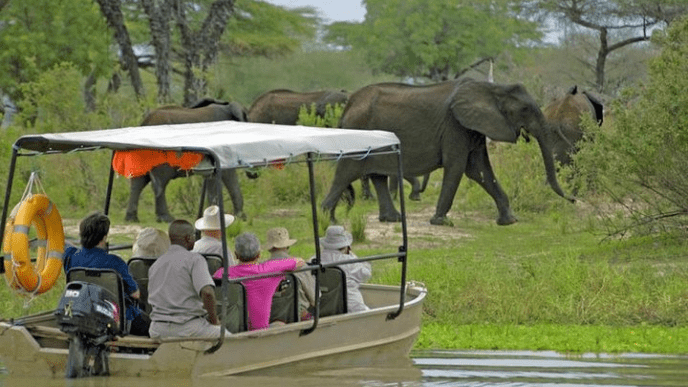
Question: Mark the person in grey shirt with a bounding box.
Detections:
[148,219,227,339]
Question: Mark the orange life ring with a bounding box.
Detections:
[8,194,64,294]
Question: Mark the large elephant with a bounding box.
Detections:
[247,89,348,125]
[125,98,250,223]
[322,78,574,226]
[543,85,604,166]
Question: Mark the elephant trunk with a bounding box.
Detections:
[536,133,576,203]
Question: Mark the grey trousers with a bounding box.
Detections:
[149,316,229,339]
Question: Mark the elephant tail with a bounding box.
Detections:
[341,184,355,209]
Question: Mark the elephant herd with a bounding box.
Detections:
[125,80,603,226]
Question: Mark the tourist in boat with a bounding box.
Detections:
[132,227,169,259]
[148,219,227,339]
[192,205,237,266]
[316,225,372,313]
[213,232,305,330]
[265,227,316,320]
[62,211,150,336]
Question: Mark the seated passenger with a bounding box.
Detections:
[265,227,316,321]
[192,205,237,266]
[62,212,150,336]
[132,227,170,259]
[314,226,371,313]
[148,220,228,339]
[213,232,305,330]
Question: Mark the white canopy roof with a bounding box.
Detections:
[15,121,400,169]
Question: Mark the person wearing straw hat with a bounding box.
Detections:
[192,205,237,266]
[265,227,317,320]
[132,227,170,259]
[315,225,372,313]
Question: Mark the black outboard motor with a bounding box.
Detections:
[55,281,123,378]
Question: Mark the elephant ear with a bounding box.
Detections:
[582,91,604,126]
[450,80,519,143]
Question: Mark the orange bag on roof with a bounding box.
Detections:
[112,150,204,178]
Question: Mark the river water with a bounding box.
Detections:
[1,350,687,386]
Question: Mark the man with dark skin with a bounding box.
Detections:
[148,219,226,338]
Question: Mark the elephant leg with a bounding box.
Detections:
[464,147,517,226]
[125,175,151,222]
[219,169,246,220]
[389,175,400,200]
[370,174,401,222]
[431,159,468,226]
[322,159,365,223]
[420,173,430,193]
[389,175,421,201]
[149,164,178,223]
[407,176,422,201]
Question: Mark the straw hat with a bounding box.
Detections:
[320,225,353,250]
[132,227,170,258]
[194,205,235,231]
[265,227,297,251]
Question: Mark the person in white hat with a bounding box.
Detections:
[265,227,317,320]
[192,205,237,266]
[313,225,371,313]
[132,227,170,258]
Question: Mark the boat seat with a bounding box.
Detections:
[319,266,348,317]
[127,257,156,315]
[213,281,248,333]
[270,273,300,324]
[202,253,224,276]
[66,267,128,335]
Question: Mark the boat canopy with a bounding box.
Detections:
[13,121,401,169]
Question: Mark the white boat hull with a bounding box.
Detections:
[0,283,426,378]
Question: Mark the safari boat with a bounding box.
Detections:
[0,121,427,378]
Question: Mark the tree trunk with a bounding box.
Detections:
[95,0,145,99]
[141,0,173,103]
[172,0,235,106]
[83,71,97,112]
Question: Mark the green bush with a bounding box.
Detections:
[574,15,688,237]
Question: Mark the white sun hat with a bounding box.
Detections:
[194,205,235,231]
[320,225,353,250]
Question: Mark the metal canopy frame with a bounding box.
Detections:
[0,123,409,354]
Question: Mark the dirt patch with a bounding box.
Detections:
[360,206,474,250]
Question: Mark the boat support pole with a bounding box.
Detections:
[207,156,228,354]
[301,153,320,336]
[0,145,19,274]
[388,146,408,320]
[104,152,116,216]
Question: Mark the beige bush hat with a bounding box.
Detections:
[265,227,297,251]
[195,205,235,231]
[320,225,353,250]
[132,227,170,258]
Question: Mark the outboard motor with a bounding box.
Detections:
[55,281,123,378]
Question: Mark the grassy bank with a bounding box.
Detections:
[1,131,688,355]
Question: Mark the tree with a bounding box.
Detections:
[532,0,688,93]
[0,0,112,102]
[140,0,173,102]
[95,0,146,99]
[575,15,688,236]
[326,0,541,82]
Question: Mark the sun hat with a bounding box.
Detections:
[132,227,170,258]
[320,225,353,250]
[194,205,235,231]
[265,227,297,251]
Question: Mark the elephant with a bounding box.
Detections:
[543,85,604,166]
[322,78,574,226]
[124,98,252,223]
[247,89,348,125]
